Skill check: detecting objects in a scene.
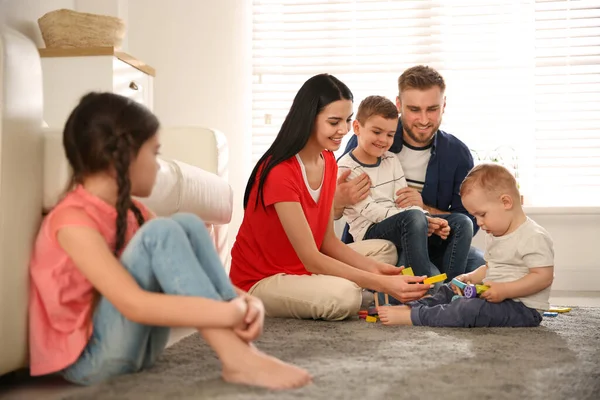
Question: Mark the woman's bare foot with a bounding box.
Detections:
[377,305,413,326]
[222,346,312,390]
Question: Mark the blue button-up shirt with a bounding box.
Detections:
[340,119,478,241]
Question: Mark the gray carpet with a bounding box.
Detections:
[62,308,600,400]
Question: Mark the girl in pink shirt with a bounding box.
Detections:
[28,92,310,389]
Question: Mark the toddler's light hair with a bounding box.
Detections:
[460,163,520,199]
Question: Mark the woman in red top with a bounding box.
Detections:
[229,74,431,320]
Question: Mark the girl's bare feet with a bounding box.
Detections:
[222,346,312,390]
[377,305,413,326]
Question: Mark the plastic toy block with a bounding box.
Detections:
[463,284,478,299]
[543,312,558,317]
[401,267,414,276]
[359,314,367,320]
[549,306,571,313]
[358,310,368,316]
[423,273,447,285]
[451,278,467,290]
[475,284,490,294]
[365,316,378,323]
[367,306,378,316]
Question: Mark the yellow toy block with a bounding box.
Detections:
[401,267,414,276]
[423,273,447,285]
[365,315,378,323]
[549,306,571,313]
[475,284,490,294]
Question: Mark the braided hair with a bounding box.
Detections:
[63,92,159,255]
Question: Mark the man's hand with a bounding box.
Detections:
[334,170,371,208]
[233,294,265,342]
[480,281,508,303]
[395,187,424,209]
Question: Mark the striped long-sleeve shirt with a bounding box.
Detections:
[337,151,426,241]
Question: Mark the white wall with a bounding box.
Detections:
[0,0,75,47]
[126,0,252,258]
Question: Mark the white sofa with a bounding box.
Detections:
[0,28,233,376]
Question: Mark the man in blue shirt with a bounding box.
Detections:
[334,65,485,274]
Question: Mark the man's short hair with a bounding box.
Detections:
[460,163,520,198]
[356,95,398,125]
[398,65,446,95]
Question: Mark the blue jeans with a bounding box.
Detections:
[364,210,470,281]
[61,213,236,385]
[427,213,473,280]
[409,285,543,328]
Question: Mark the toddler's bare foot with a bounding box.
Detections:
[377,305,413,326]
[222,347,312,390]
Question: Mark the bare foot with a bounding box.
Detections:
[377,305,413,326]
[222,346,312,390]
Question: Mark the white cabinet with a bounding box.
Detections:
[39,47,155,129]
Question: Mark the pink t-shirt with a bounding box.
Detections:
[29,185,151,376]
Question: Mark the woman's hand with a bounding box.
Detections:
[379,275,431,303]
[375,264,403,275]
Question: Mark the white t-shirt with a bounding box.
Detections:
[337,150,425,241]
[484,217,555,310]
[295,154,322,203]
[396,143,431,193]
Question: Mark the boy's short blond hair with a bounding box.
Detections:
[356,95,398,125]
[460,163,520,199]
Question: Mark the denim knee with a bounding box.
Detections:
[447,213,474,238]
[170,212,206,228]
[138,217,183,239]
[398,209,428,231]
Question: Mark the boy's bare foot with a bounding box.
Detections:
[222,346,312,390]
[377,305,413,326]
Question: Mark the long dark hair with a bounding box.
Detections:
[244,73,353,209]
[63,92,160,255]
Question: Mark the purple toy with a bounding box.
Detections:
[463,284,478,299]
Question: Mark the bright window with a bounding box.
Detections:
[252,0,600,206]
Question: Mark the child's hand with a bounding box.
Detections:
[435,224,450,240]
[450,274,470,295]
[234,295,265,343]
[228,297,249,327]
[480,281,507,303]
[426,217,449,238]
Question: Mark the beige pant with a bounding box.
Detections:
[249,239,397,321]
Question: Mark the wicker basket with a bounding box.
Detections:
[38,9,126,49]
